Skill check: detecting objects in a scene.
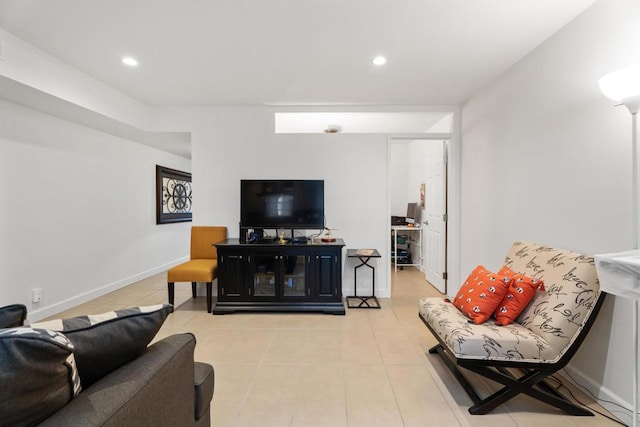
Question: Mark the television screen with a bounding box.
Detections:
[241,180,324,229]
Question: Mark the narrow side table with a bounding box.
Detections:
[346,249,381,309]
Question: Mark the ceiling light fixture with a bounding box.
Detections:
[324,125,341,133]
[372,56,387,66]
[121,57,139,67]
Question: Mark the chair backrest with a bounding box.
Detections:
[190,226,227,260]
[503,241,604,364]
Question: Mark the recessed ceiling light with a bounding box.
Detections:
[121,57,138,67]
[372,56,387,66]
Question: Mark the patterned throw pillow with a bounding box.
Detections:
[493,266,545,326]
[453,265,512,324]
[0,327,81,426]
[32,304,171,387]
[0,304,27,328]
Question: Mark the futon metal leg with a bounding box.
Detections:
[419,311,594,416]
[469,383,521,415]
[206,282,212,313]
[168,282,175,312]
[465,366,593,416]
[428,343,442,354]
[191,282,197,298]
[524,385,593,416]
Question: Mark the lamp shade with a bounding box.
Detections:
[599,65,640,103]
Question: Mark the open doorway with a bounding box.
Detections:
[273,108,460,298]
[389,137,449,294]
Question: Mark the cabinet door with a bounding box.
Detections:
[281,254,309,300]
[313,254,339,300]
[219,253,244,299]
[249,254,278,300]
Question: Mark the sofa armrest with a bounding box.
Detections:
[40,333,198,427]
[194,362,214,427]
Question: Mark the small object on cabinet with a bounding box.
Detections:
[321,227,337,242]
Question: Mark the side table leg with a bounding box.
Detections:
[346,256,380,309]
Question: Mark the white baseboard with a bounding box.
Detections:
[562,364,629,424]
[27,257,189,323]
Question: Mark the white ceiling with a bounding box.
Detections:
[0,0,597,107]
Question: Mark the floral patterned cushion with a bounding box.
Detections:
[419,241,602,363]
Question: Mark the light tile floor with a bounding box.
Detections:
[50,267,621,427]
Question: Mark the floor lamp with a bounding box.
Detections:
[597,64,640,427]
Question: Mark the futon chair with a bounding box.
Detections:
[167,226,227,313]
[419,241,606,416]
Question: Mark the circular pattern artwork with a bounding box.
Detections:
[156,165,192,224]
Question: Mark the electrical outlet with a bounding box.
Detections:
[31,288,42,303]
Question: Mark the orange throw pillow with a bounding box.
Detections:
[453,265,512,324]
[494,266,545,326]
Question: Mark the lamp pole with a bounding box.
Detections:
[633,110,638,427]
[625,97,640,427]
[599,67,640,427]
[633,109,638,427]
[632,110,638,250]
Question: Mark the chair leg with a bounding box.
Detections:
[465,365,593,416]
[206,282,212,313]
[168,282,175,312]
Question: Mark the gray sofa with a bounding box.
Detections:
[40,333,213,427]
[0,303,214,426]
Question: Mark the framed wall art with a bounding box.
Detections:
[156,165,192,224]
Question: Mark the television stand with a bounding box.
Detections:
[214,238,345,315]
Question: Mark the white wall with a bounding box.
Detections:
[407,141,427,214]
[0,100,191,322]
[152,106,391,297]
[389,143,411,217]
[461,0,640,421]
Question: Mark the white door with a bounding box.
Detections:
[423,141,447,293]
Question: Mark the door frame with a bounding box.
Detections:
[387,126,460,297]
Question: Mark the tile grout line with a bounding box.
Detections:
[424,363,472,427]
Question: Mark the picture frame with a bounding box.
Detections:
[420,183,425,208]
[156,165,192,224]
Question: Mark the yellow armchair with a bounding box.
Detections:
[167,226,227,313]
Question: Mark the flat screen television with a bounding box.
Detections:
[240,179,324,229]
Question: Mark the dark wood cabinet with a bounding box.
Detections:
[214,239,345,315]
[217,253,244,299]
[312,253,340,299]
